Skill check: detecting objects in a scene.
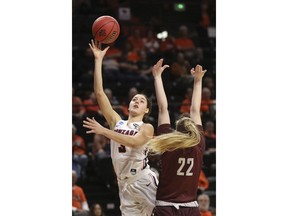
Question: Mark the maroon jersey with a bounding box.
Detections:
[156,123,205,202]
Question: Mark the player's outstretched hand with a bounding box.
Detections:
[190,64,207,81]
[152,59,170,78]
[83,117,105,135]
[89,39,109,60]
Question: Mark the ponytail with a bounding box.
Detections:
[149,117,201,154]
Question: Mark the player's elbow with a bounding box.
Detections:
[129,138,145,148]
[158,106,168,113]
[95,90,105,99]
[190,108,200,117]
[130,135,152,148]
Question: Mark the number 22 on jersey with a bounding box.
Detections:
[177,157,194,176]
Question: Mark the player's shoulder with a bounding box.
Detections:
[141,122,154,130]
[113,119,127,128]
[196,124,203,131]
[138,123,154,135]
[115,119,126,125]
[157,123,173,135]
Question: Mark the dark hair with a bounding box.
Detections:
[89,203,105,216]
[139,93,152,121]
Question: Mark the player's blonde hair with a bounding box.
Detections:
[149,117,201,154]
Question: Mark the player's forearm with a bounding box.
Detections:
[101,127,146,148]
[154,77,168,112]
[190,79,202,115]
[93,59,112,113]
[94,59,104,95]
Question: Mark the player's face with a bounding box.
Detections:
[128,94,149,116]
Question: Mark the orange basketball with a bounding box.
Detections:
[92,15,120,44]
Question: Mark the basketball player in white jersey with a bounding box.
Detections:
[83,40,158,216]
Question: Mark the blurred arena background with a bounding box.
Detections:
[72,0,216,215]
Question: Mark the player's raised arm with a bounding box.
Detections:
[83,117,154,148]
[152,59,170,126]
[190,64,207,126]
[89,39,121,129]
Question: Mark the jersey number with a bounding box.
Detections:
[177,157,194,176]
[118,145,126,153]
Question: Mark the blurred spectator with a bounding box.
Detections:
[104,88,120,106]
[200,87,216,123]
[88,134,110,174]
[175,25,195,50]
[118,40,139,82]
[104,88,123,115]
[102,56,120,82]
[102,43,122,83]
[123,39,140,63]
[72,124,82,179]
[73,124,88,179]
[137,50,153,83]
[201,87,214,114]
[143,29,160,61]
[82,91,100,116]
[174,25,203,63]
[179,87,192,114]
[204,121,216,152]
[88,203,106,216]
[88,134,107,158]
[82,91,107,139]
[73,87,85,121]
[72,170,89,216]
[204,121,216,139]
[197,194,213,216]
[170,52,192,86]
[127,29,145,51]
[203,76,216,100]
[198,170,209,192]
[159,34,176,62]
[105,42,122,59]
[200,3,211,28]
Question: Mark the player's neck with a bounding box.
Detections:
[127,115,143,124]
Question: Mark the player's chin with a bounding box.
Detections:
[129,109,142,117]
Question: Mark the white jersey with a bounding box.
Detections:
[110,120,150,180]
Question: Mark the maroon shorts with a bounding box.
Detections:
[153,206,201,216]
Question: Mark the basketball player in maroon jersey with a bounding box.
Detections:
[149,59,206,215]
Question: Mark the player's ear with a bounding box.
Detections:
[145,108,149,114]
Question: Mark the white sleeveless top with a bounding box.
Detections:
[110,120,150,180]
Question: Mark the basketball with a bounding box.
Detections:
[92,15,120,44]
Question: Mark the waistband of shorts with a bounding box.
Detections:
[155,200,199,210]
